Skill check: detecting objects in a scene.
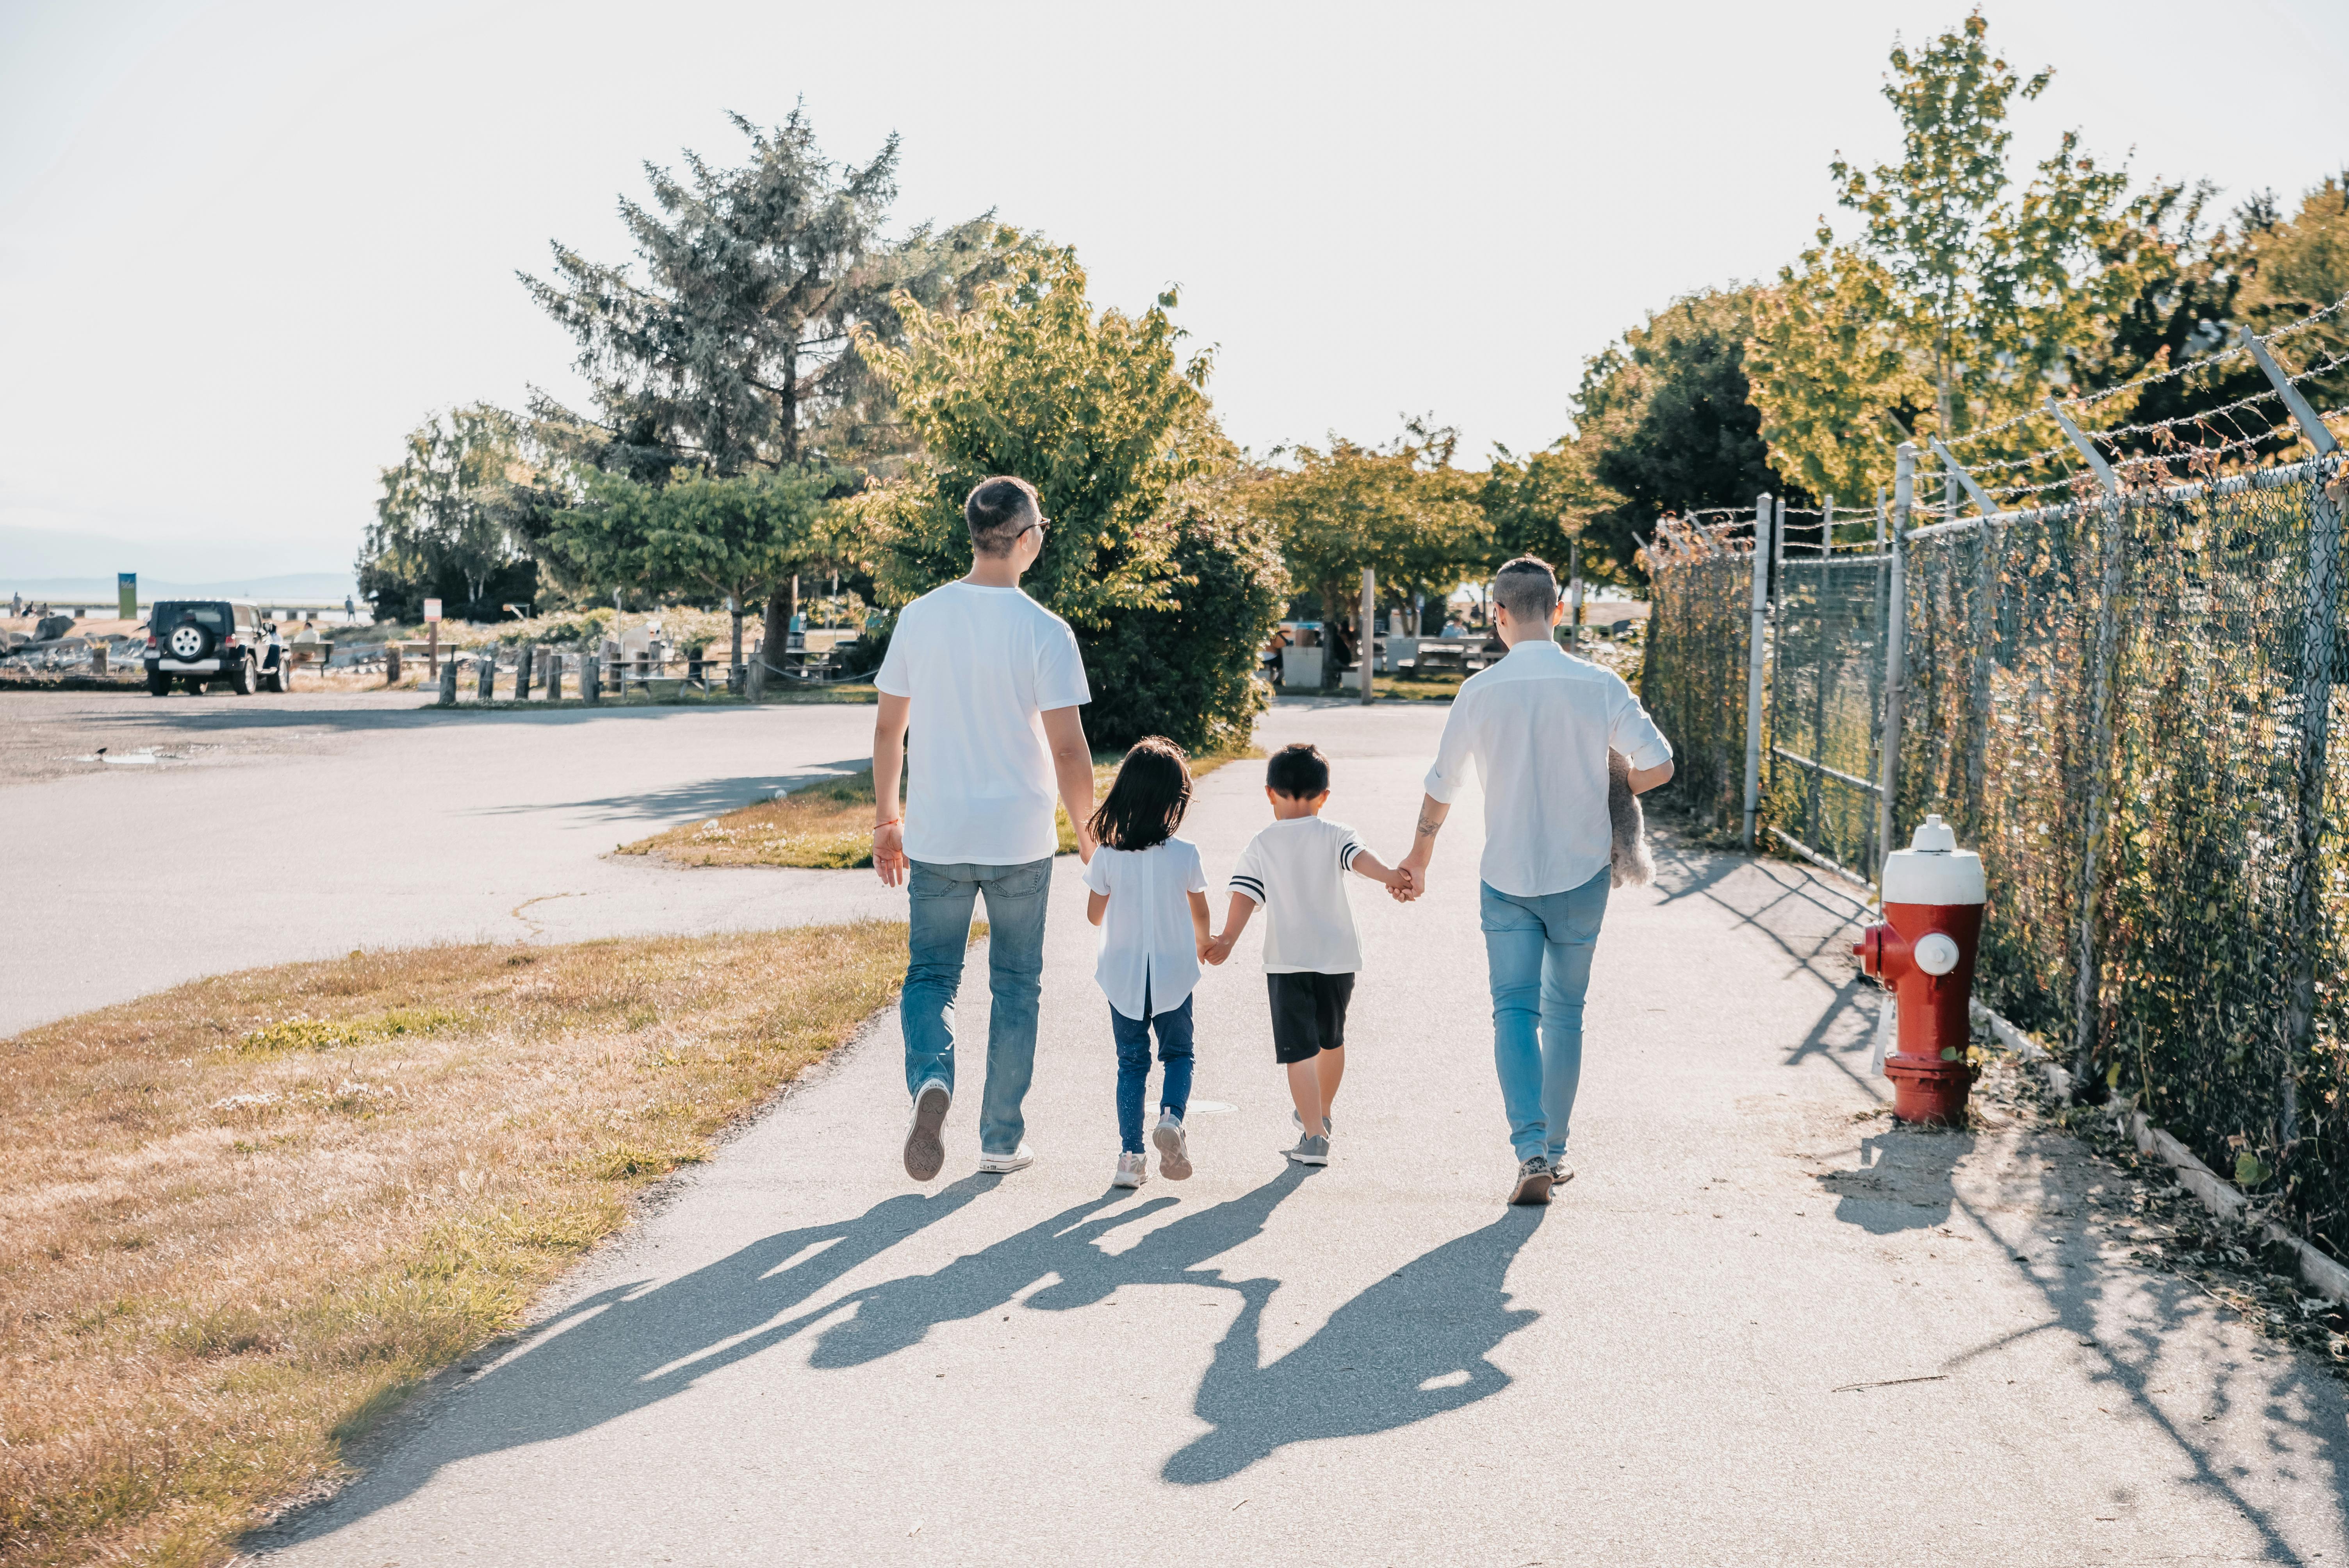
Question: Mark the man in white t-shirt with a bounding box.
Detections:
[873,476,1098,1182]
[1399,555,1675,1206]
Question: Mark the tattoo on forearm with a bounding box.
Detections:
[1415,810,1443,838]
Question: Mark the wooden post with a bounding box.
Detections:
[427,621,438,678]
[386,645,401,685]
[438,657,458,707]
[548,652,564,702]
[1568,540,1583,650]
[477,652,495,702]
[582,654,601,706]
[516,644,534,697]
[1359,566,1375,703]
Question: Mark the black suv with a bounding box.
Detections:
[144,599,290,695]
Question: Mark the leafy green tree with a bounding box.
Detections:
[360,405,553,619]
[544,468,843,673]
[852,246,1285,750]
[1251,429,1489,684]
[1565,288,1786,570]
[522,109,1028,647]
[1748,12,2167,504]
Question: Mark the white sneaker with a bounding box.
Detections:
[977,1142,1036,1174]
[1152,1113,1193,1180]
[904,1080,950,1182]
[1112,1150,1149,1188]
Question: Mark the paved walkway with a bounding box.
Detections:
[241,702,2349,1567]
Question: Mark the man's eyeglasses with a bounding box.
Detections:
[1020,517,1051,539]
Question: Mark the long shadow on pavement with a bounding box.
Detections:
[1727,842,2349,1553]
[1165,1206,1546,1483]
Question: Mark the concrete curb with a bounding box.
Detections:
[1971,999,2349,1306]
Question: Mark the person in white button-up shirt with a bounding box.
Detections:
[1399,556,1675,1205]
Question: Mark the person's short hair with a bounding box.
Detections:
[1265,741,1330,800]
[965,476,1041,558]
[1088,736,1193,851]
[1493,555,1560,623]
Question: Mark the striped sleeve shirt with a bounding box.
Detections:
[1228,814,1365,974]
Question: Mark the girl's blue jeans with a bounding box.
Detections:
[1480,868,1610,1165]
[1110,979,1194,1153]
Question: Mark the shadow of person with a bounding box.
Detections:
[257,1178,991,1550]
[806,1165,1316,1370]
[1826,1126,1972,1233]
[1163,1205,1547,1485]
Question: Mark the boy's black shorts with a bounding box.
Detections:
[1267,971,1355,1064]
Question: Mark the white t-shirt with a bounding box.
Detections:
[1228,815,1366,975]
[1422,639,1672,898]
[1082,836,1208,1019]
[875,582,1092,866]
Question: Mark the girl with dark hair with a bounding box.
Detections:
[1083,737,1213,1187]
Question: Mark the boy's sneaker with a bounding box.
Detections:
[1112,1151,1149,1188]
[1290,1110,1334,1137]
[904,1080,950,1182]
[1285,1133,1330,1167]
[977,1142,1036,1175]
[1152,1113,1194,1180]
[1547,1156,1574,1187]
[1508,1156,1554,1206]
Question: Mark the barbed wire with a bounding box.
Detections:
[1940,289,2349,453]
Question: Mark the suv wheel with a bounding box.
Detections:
[228,653,256,695]
[263,658,290,693]
[164,620,214,662]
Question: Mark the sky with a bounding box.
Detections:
[2,0,2345,586]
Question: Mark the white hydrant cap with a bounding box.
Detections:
[1881,813,1986,906]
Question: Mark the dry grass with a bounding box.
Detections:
[0,921,917,1568]
[619,748,1261,870]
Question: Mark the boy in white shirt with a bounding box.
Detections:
[1205,743,1412,1165]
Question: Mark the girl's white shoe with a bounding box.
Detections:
[1112,1150,1149,1188]
[1152,1112,1193,1180]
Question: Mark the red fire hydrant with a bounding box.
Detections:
[1853,814,1985,1124]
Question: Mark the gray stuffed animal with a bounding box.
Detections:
[1607,748,1655,887]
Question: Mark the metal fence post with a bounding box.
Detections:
[2049,397,2124,1090]
[1741,492,1773,849]
[2244,326,2344,1149]
[1360,566,1376,704]
[1875,448,1914,882]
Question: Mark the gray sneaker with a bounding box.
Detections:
[1152,1112,1194,1180]
[1509,1156,1554,1205]
[1285,1134,1330,1167]
[1112,1150,1149,1188]
[1290,1110,1334,1137]
[904,1080,950,1182]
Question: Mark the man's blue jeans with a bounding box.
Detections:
[904,857,1053,1156]
[1480,868,1610,1165]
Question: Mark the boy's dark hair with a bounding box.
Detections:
[1493,555,1559,622]
[965,476,1042,558]
[1088,736,1193,851]
[1265,741,1330,799]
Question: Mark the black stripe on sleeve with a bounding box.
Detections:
[1338,839,1362,870]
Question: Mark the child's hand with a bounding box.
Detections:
[1205,935,1233,966]
[1387,865,1416,901]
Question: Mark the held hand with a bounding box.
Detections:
[873,821,909,888]
[1396,855,1429,902]
[1387,864,1417,902]
[1076,822,1099,864]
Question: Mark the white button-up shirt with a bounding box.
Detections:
[1422,639,1672,898]
[1083,837,1209,1019]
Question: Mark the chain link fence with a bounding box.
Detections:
[1643,454,2349,1255]
[1638,550,1752,836]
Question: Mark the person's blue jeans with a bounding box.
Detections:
[1481,868,1610,1165]
[903,857,1053,1156]
[1110,978,1194,1153]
